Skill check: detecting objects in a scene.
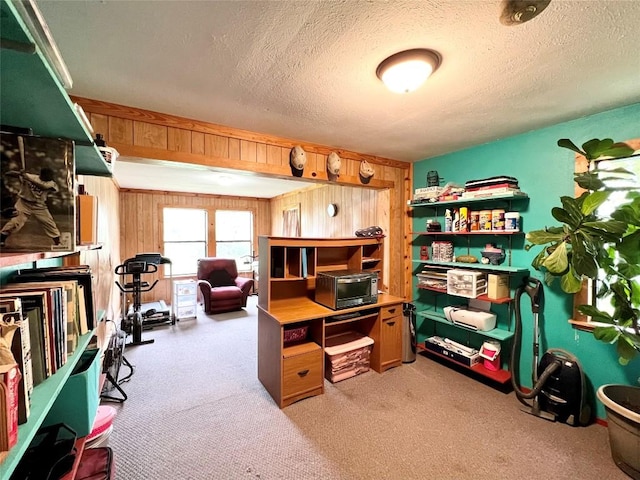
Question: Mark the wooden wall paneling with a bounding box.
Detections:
[134,121,168,149]
[108,117,134,145]
[240,140,257,163]
[76,175,121,321]
[229,138,241,160]
[192,131,205,155]
[89,113,109,141]
[306,152,318,176]
[205,134,229,158]
[120,190,272,304]
[168,127,192,153]
[405,162,414,300]
[256,143,267,164]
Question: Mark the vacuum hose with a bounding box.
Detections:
[510,277,562,407]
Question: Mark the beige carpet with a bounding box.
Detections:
[104,296,628,479]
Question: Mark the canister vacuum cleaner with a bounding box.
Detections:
[509,277,591,426]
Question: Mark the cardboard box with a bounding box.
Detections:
[42,348,100,437]
[487,274,509,300]
[76,194,98,245]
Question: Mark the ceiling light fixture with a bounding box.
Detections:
[376,49,441,94]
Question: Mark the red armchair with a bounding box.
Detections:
[197,258,254,314]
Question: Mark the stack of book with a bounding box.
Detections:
[0,266,95,452]
[461,176,525,199]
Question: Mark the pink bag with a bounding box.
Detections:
[75,447,115,480]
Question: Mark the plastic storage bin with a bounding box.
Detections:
[42,348,100,437]
[447,269,487,298]
[324,331,374,383]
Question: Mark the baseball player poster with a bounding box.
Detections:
[1,133,75,253]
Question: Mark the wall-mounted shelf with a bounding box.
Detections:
[416,284,512,304]
[409,192,529,207]
[0,0,111,177]
[412,231,524,236]
[413,260,528,274]
[417,310,514,341]
[0,244,103,269]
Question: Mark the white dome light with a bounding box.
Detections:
[376,49,441,94]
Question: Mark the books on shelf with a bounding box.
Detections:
[0,310,33,425]
[11,265,96,330]
[0,363,20,452]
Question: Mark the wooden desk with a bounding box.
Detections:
[257,293,404,408]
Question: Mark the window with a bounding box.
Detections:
[215,210,253,271]
[571,145,640,329]
[163,208,207,276]
[593,154,640,315]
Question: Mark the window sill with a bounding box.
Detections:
[569,319,614,332]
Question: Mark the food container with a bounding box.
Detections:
[470,211,480,231]
[492,209,505,231]
[479,210,492,231]
[505,212,520,231]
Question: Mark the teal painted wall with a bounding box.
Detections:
[412,102,640,420]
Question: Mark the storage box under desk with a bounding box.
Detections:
[324,331,374,383]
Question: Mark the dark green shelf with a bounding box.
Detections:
[0,0,111,177]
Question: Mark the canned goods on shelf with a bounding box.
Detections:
[479,210,492,231]
[492,209,505,231]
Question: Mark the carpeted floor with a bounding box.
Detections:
[103,296,628,480]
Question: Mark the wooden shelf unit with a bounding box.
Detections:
[257,236,403,408]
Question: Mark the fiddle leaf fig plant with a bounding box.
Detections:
[525,138,640,365]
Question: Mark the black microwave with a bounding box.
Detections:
[315,270,378,310]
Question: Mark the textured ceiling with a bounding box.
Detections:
[36,0,640,196]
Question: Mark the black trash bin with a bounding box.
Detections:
[402,302,417,363]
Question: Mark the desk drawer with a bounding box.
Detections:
[283,349,323,398]
[381,304,401,319]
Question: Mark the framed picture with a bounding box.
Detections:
[1,133,75,253]
[282,204,300,237]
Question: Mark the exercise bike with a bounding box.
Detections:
[115,258,159,347]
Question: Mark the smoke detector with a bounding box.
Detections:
[500,0,551,26]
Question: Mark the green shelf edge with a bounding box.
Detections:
[0,0,112,177]
[0,331,96,479]
[413,260,529,274]
[409,192,529,207]
[417,310,514,341]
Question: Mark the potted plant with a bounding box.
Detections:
[525,137,639,478]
